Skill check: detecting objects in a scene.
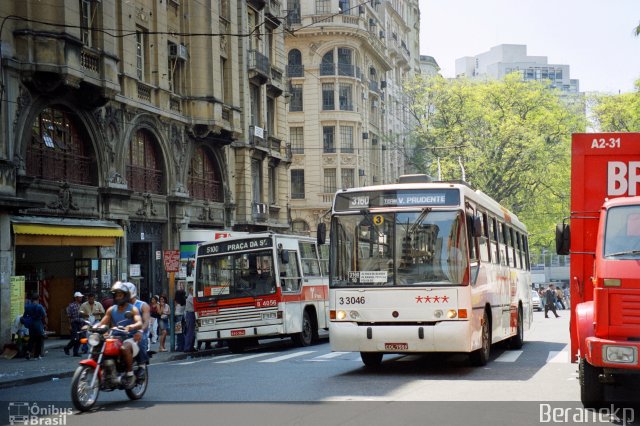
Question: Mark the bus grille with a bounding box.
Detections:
[610,293,640,327]
[213,306,278,325]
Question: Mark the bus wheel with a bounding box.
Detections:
[228,340,246,354]
[292,310,314,347]
[470,310,491,366]
[509,307,524,349]
[361,352,383,368]
[580,358,604,408]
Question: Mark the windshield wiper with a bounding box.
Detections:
[606,250,640,257]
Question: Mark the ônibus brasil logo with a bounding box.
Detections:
[8,402,73,425]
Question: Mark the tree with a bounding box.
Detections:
[589,79,640,131]
[404,73,586,248]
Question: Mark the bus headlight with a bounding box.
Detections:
[200,318,216,326]
[336,310,347,320]
[349,311,360,320]
[447,309,457,319]
[433,310,443,319]
[603,345,637,364]
[262,312,277,320]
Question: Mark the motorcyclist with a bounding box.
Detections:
[124,282,151,372]
[97,282,143,389]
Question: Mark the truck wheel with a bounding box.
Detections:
[292,310,314,347]
[509,307,524,349]
[470,310,491,366]
[580,358,604,408]
[360,352,383,368]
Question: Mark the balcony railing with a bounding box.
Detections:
[368,80,379,92]
[248,50,270,77]
[137,82,152,102]
[337,63,355,77]
[286,10,301,25]
[287,64,304,77]
[320,63,335,76]
[80,49,99,72]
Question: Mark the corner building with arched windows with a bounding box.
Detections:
[0,0,290,342]
[284,0,421,235]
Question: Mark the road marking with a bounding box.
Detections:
[259,351,316,363]
[494,350,523,362]
[314,352,350,359]
[214,353,276,363]
[547,350,569,363]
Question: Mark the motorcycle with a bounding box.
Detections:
[70,320,149,412]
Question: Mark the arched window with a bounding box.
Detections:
[287,49,303,77]
[292,220,310,234]
[127,129,163,194]
[189,147,223,202]
[27,106,97,185]
[320,51,334,75]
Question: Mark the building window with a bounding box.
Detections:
[290,127,304,154]
[322,83,334,110]
[80,0,97,47]
[291,169,305,199]
[27,106,97,185]
[338,0,351,14]
[315,0,331,14]
[221,57,232,104]
[341,168,354,189]
[251,159,262,204]
[289,84,303,112]
[189,147,223,202]
[320,51,334,76]
[340,126,353,153]
[339,83,353,110]
[337,48,354,76]
[267,96,275,136]
[168,44,185,95]
[128,129,163,194]
[287,49,303,77]
[323,126,335,153]
[136,29,147,81]
[269,164,277,205]
[287,0,301,24]
[324,168,336,193]
[250,84,261,126]
[219,0,230,20]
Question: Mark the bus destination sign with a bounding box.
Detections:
[197,237,273,256]
[334,189,460,211]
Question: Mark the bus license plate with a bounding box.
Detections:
[231,330,245,337]
[385,343,408,350]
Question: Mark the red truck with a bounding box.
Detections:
[557,133,640,407]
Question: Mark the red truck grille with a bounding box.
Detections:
[610,293,640,328]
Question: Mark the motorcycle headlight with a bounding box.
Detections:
[88,333,101,347]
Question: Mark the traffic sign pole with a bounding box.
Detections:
[163,250,180,353]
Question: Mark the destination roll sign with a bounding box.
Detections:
[334,188,460,211]
[198,237,273,256]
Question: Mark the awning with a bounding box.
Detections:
[11,216,123,246]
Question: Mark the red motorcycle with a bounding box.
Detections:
[70,322,149,412]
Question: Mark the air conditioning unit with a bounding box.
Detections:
[362,132,369,140]
[379,30,385,39]
[380,80,387,89]
[169,43,189,61]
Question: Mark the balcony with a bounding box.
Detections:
[253,202,269,222]
[320,63,335,76]
[368,80,379,93]
[287,64,304,78]
[247,0,266,11]
[266,0,282,24]
[337,63,355,77]
[267,66,284,97]
[248,50,270,84]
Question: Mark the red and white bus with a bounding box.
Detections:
[321,175,532,367]
[194,233,329,352]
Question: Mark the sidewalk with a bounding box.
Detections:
[0,337,222,389]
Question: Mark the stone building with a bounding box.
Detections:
[0,0,289,342]
[284,0,421,235]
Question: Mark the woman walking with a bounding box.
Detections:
[157,295,170,351]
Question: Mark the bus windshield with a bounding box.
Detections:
[196,250,276,299]
[603,205,640,258]
[330,210,469,287]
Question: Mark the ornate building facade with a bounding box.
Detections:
[0,0,289,341]
[284,0,421,235]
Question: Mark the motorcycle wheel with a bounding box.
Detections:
[71,365,100,412]
[126,365,149,400]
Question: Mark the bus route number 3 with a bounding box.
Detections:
[339,296,366,305]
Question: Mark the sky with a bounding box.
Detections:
[419,0,640,94]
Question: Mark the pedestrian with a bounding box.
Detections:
[22,293,46,360]
[184,286,196,352]
[157,295,170,352]
[544,285,560,318]
[555,286,566,310]
[149,295,159,344]
[79,293,105,324]
[64,292,84,356]
[563,285,570,308]
[174,288,186,351]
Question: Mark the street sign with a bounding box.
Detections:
[163,250,180,272]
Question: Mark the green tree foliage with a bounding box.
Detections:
[404,73,587,248]
[589,80,640,131]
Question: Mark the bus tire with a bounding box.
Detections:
[292,310,314,347]
[509,307,524,349]
[470,310,491,366]
[361,352,383,368]
[580,358,604,408]
[228,340,246,354]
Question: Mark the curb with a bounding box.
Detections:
[0,348,223,389]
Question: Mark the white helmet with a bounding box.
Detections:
[124,282,138,300]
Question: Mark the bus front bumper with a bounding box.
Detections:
[585,336,640,370]
[329,321,472,353]
[197,324,284,342]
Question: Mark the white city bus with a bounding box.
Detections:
[322,175,532,367]
[194,233,329,352]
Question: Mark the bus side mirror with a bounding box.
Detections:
[280,249,290,264]
[556,223,570,255]
[317,222,326,245]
